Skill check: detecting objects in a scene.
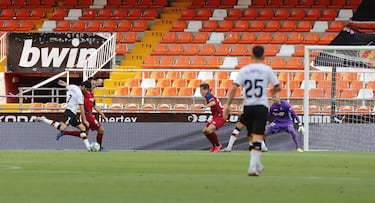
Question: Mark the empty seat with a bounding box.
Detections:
[199,20,218,32]
[70,21,85,32]
[0,9,15,20]
[238,33,256,44]
[170,21,187,32]
[131,21,148,32]
[301,33,320,44]
[126,9,142,20]
[162,87,178,96]
[326,21,344,32]
[318,33,336,45]
[247,21,264,32]
[216,20,233,32]
[222,32,240,44]
[182,44,200,55]
[29,8,45,20]
[273,9,289,20]
[50,8,67,20]
[270,33,287,44]
[263,21,280,32]
[295,21,312,32]
[225,9,242,20]
[53,20,70,32]
[242,9,258,20]
[85,20,100,32]
[257,9,274,20]
[304,9,321,20]
[279,21,296,32]
[16,20,34,31]
[194,9,212,20]
[320,9,337,20]
[96,8,112,20]
[232,20,249,32]
[229,44,247,56]
[111,9,127,20]
[79,9,97,20]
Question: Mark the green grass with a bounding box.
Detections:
[0,151,374,203]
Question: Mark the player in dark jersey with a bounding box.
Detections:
[199,83,226,152]
[59,78,108,151]
[267,94,304,152]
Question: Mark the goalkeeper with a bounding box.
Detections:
[223,94,304,152]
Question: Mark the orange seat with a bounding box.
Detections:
[16,20,34,31]
[189,56,207,68]
[122,32,138,43]
[191,32,208,43]
[175,32,193,43]
[188,79,203,88]
[273,9,289,20]
[140,9,158,20]
[131,21,148,32]
[182,44,199,56]
[142,56,159,68]
[115,21,132,32]
[126,9,142,20]
[284,57,303,69]
[236,57,253,68]
[157,56,175,68]
[111,9,127,20]
[50,8,67,20]
[178,87,194,96]
[340,89,358,98]
[213,44,231,56]
[292,45,305,57]
[295,21,312,32]
[174,104,189,112]
[279,21,296,32]
[85,21,100,32]
[270,58,286,69]
[313,0,330,7]
[53,20,70,32]
[150,71,165,81]
[205,57,222,69]
[318,33,336,45]
[166,71,181,81]
[156,104,172,112]
[222,32,240,44]
[166,44,183,55]
[270,33,287,44]
[146,87,162,96]
[179,9,196,20]
[0,9,15,20]
[194,9,212,20]
[100,21,117,32]
[291,88,304,98]
[173,56,190,68]
[263,21,280,32]
[286,33,303,44]
[160,32,177,43]
[137,0,153,8]
[124,78,140,88]
[338,105,354,114]
[162,87,178,96]
[242,9,258,20]
[190,104,205,113]
[225,9,242,20]
[253,33,272,44]
[350,80,364,89]
[2,20,18,31]
[250,0,267,8]
[310,72,326,81]
[129,87,143,96]
[105,0,123,8]
[114,87,129,96]
[238,33,256,44]
[216,20,233,32]
[79,9,97,20]
[288,9,305,20]
[229,44,247,56]
[247,21,264,32]
[297,0,314,7]
[181,71,198,81]
[198,44,215,56]
[96,8,112,20]
[220,79,233,89]
[304,9,321,20]
[199,20,218,32]
[310,88,324,98]
[170,21,187,32]
[124,103,139,112]
[301,33,320,44]
[232,20,249,32]
[326,21,344,32]
[356,105,371,114]
[172,79,187,88]
[320,9,337,20]
[257,9,274,20]
[70,21,86,32]
[152,44,168,55]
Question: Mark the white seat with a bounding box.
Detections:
[357,88,374,99]
[359,73,375,83]
[335,9,353,21]
[197,71,213,80]
[234,0,251,8]
[300,80,317,89]
[90,0,107,8]
[209,9,227,20]
[221,57,238,69]
[38,20,56,32]
[277,45,295,57]
[184,21,202,32]
[194,87,201,97]
[311,21,329,32]
[140,79,156,88]
[207,32,225,44]
[64,9,82,20]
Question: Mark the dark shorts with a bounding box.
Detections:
[85,114,101,131]
[242,105,268,135]
[63,109,81,127]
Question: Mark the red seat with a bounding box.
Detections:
[79,9,97,20]
[50,8,67,20]
[270,33,287,44]
[282,0,298,7]
[85,20,100,32]
[0,9,15,20]
[216,20,233,32]
[250,0,267,7]
[279,21,296,32]
[0,0,11,9]
[10,0,26,8]
[182,44,199,55]
[222,32,240,44]
[151,0,167,8]
[140,9,158,20]
[131,21,148,32]
[111,9,127,20]
[273,9,289,20]
[288,9,305,20]
[170,21,187,32]
[115,21,132,32]
[297,0,314,7]
[232,20,249,32]
[191,32,208,43]
[242,9,258,20]
[179,9,196,20]
[175,32,193,44]
[96,9,112,20]
[76,0,92,8]
[29,8,45,20]
[126,9,142,20]
[14,9,30,20]
[326,21,344,32]
[328,0,346,8]
[70,21,86,32]
[295,21,312,32]
[194,9,211,20]
[268,0,283,7]
[121,0,137,8]
[313,0,330,7]
[247,21,264,32]
[122,32,138,43]
[16,20,34,31]
[225,9,242,20]
[53,20,71,32]
[304,9,321,20]
[1,20,18,31]
[199,20,218,32]
[100,20,117,32]
[105,0,123,8]
[137,0,152,8]
[257,9,274,20]
[320,9,337,20]
[263,21,280,32]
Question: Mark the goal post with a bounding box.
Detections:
[303,45,375,151]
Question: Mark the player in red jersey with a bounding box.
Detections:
[199,83,226,152]
[59,78,108,151]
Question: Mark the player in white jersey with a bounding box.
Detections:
[224,45,281,176]
[36,80,92,151]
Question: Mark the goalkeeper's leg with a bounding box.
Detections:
[287,125,303,152]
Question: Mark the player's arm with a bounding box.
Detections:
[57,80,68,87]
[94,104,108,121]
[204,100,216,108]
[224,83,239,118]
[270,84,281,96]
[79,104,89,126]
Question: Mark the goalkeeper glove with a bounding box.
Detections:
[297,122,304,133]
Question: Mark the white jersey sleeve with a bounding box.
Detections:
[234,63,279,107]
[66,85,84,114]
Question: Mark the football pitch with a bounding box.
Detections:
[0,150,374,203]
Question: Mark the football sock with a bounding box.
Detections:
[82,138,91,151]
[205,134,215,146]
[209,132,220,146]
[41,117,60,129]
[63,131,80,137]
[96,133,103,147]
[227,135,237,149]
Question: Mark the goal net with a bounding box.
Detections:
[303,45,375,151]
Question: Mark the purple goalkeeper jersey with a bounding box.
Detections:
[268,100,300,125]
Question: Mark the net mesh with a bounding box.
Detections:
[305,46,375,151]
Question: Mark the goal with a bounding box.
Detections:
[303,45,375,151]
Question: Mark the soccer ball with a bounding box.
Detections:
[90,142,101,152]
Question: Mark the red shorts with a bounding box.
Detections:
[85,114,101,131]
[206,116,226,129]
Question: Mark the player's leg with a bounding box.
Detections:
[96,126,108,152]
[202,119,222,152]
[69,115,91,151]
[202,125,216,152]
[36,113,68,140]
[223,119,245,152]
[287,125,303,152]
[246,105,268,176]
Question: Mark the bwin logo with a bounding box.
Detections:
[19,38,97,68]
